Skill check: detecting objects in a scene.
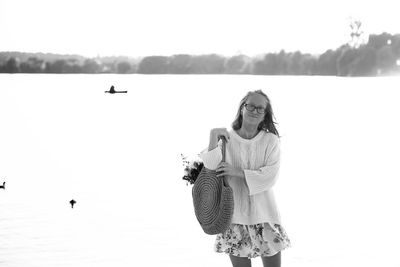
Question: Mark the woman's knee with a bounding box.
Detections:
[229,254,252,267]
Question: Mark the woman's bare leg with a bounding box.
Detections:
[229,254,252,267]
[261,252,281,267]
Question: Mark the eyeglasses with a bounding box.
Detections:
[244,103,266,114]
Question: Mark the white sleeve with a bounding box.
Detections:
[198,142,223,170]
[243,138,280,195]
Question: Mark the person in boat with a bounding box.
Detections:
[105,85,127,94]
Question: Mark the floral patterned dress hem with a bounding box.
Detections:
[214,222,291,259]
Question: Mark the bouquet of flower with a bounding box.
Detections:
[181,154,204,186]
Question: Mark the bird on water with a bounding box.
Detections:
[70,199,77,208]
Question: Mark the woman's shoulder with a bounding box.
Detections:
[261,131,280,145]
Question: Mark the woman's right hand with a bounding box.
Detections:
[208,128,230,151]
[210,128,230,142]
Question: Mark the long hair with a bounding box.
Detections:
[231,90,280,137]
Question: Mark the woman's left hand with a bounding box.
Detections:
[216,162,244,179]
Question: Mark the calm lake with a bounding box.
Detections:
[1,74,400,267]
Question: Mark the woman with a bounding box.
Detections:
[199,90,290,267]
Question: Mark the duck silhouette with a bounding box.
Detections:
[105,85,127,94]
[0,182,5,189]
[69,199,76,208]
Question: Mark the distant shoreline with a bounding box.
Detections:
[1,32,400,76]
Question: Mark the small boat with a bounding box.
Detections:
[105,85,127,94]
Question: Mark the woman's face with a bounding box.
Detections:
[241,93,267,126]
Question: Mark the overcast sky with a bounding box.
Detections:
[1,0,399,57]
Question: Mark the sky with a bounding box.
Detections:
[1,0,400,58]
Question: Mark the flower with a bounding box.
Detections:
[181,154,204,186]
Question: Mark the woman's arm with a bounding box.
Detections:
[243,138,280,195]
[208,128,230,151]
[199,145,222,170]
[199,128,230,169]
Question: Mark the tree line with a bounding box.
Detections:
[1,32,399,76]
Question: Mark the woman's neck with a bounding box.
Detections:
[238,123,259,139]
